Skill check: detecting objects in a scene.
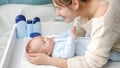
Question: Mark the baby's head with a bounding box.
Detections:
[26,36,54,56]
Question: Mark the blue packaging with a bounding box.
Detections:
[15,15,26,39]
[27,20,33,37]
[33,17,41,33]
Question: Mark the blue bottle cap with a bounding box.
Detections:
[15,15,26,23]
[27,20,32,24]
[33,17,40,24]
[30,32,41,38]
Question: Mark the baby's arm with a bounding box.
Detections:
[52,37,77,58]
[71,26,78,39]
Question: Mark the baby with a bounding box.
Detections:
[26,35,77,58]
[25,24,90,58]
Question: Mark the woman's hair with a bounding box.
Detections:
[53,0,88,7]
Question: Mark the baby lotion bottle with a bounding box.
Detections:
[33,17,41,33]
[15,15,26,39]
[27,20,33,37]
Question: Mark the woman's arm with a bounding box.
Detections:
[25,52,68,68]
[48,57,68,68]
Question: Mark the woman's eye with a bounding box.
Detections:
[56,7,61,10]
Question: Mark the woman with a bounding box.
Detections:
[25,0,120,68]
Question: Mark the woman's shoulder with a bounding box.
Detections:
[94,1,109,18]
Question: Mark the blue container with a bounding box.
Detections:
[27,20,33,37]
[15,15,27,39]
[33,17,41,33]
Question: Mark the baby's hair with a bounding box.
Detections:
[25,36,40,53]
[25,39,33,53]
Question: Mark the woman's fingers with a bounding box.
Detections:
[25,53,40,64]
[25,52,36,57]
[25,52,50,65]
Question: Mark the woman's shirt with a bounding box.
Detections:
[68,0,120,68]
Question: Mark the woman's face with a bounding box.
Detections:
[53,2,77,23]
[53,0,94,21]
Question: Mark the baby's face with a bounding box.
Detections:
[26,36,54,55]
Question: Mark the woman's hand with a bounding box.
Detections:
[25,52,50,65]
[25,52,68,68]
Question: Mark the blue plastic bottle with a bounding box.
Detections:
[27,20,33,37]
[15,15,26,39]
[33,17,41,33]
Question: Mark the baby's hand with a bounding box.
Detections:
[71,26,76,34]
[71,26,77,39]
